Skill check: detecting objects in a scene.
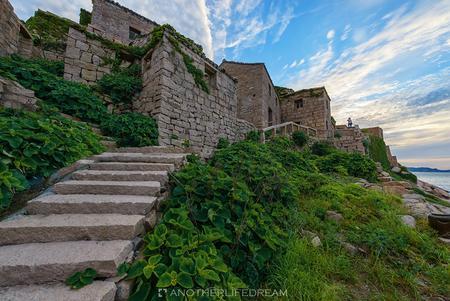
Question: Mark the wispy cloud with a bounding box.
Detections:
[341,24,351,41]
[286,1,450,166]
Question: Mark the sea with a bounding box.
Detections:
[412,172,450,192]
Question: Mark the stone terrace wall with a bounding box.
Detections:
[0,76,38,111]
[334,125,366,154]
[280,88,334,139]
[89,0,158,44]
[64,28,117,85]
[363,126,384,139]
[137,35,255,157]
[220,62,281,128]
[386,146,399,167]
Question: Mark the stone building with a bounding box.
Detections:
[220,61,281,128]
[279,87,334,139]
[0,0,33,58]
[88,0,158,44]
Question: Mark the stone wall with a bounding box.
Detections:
[220,61,281,128]
[63,28,117,85]
[334,125,366,154]
[0,76,38,111]
[280,87,334,139]
[363,126,384,139]
[0,0,33,58]
[386,146,399,167]
[89,0,158,44]
[136,34,255,157]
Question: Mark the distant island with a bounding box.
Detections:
[407,167,450,172]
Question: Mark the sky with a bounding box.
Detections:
[10,0,450,169]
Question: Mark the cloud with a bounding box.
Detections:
[235,0,263,16]
[326,30,335,40]
[286,0,450,166]
[341,24,351,41]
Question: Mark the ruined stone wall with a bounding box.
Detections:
[280,88,334,139]
[89,0,158,44]
[0,76,38,111]
[386,146,399,167]
[363,126,384,139]
[220,62,281,128]
[63,28,117,85]
[137,35,255,157]
[334,125,366,154]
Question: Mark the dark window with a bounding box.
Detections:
[268,107,273,126]
[129,27,141,40]
[295,99,304,109]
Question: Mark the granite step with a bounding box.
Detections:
[114,146,185,154]
[89,162,175,172]
[0,214,145,245]
[0,281,116,301]
[54,180,160,196]
[93,153,186,165]
[72,170,168,183]
[0,240,133,286]
[27,194,157,215]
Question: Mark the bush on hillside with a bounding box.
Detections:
[367,135,390,170]
[100,113,158,147]
[311,141,334,156]
[0,107,104,210]
[96,64,143,105]
[292,131,309,147]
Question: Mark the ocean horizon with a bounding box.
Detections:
[412,172,450,192]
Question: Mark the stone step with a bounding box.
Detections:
[379,176,393,182]
[93,153,186,165]
[0,281,116,301]
[72,170,168,183]
[54,180,160,196]
[27,194,157,215]
[101,140,117,151]
[0,214,145,245]
[89,162,175,172]
[0,240,133,286]
[114,146,185,154]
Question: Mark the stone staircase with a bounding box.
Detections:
[0,146,188,301]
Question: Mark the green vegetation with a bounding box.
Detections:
[0,55,158,148]
[367,135,391,170]
[96,64,143,105]
[0,107,104,210]
[66,268,97,289]
[100,113,158,147]
[292,131,309,147]
[121,137,448,300]
[79,9,92,26]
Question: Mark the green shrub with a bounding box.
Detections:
[367,135,390,170]
[100,113,158,147]
[216,137,230,149]
[0,108,104,210]
[311,141,333,156]
[96,65,142,105]
[79,9,92,26]
[292,131,309,147]
[246,130,261,142]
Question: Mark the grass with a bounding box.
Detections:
[266,180,450,300]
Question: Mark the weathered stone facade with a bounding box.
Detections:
[63,28,117,85]
[334,125,366,154]
[88,0,158,44]
[386,145,399,167]
[136,34,255,157]
[220,61,281,128]
[0,76,38,111]
[280,87,334,139]
[363,126,384,139]
[0,0,33,57]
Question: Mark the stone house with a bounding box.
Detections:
[279,87,334,139]
[88,0,158,44]
[219,61,281,128]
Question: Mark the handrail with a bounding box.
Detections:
[259,121,317,143]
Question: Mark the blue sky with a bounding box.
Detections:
[10,0,450,168]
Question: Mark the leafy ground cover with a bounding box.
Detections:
[120,136,448,300]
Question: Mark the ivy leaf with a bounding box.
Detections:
[126,260,146,279]
[143,265,155,279]
[129,280,151,301]
[117,262,130,276]
[154,263,168,278]
[199,269,220,282]
[195,275,207,288]
[148,254,162,266]
[154,224,168,237]
[147,235,164,250]
[83,268,97,278]
[177,272,194,288]
[180,257,196,275]
[166,234,183,248]
[156,272,173,288]
[211,259,228,273]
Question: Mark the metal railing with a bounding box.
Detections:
[260,122,317,143]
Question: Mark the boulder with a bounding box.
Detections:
[326,211,343,223]
[391,167,401,173]
[311,236,322,247]
[400,215,416,228]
